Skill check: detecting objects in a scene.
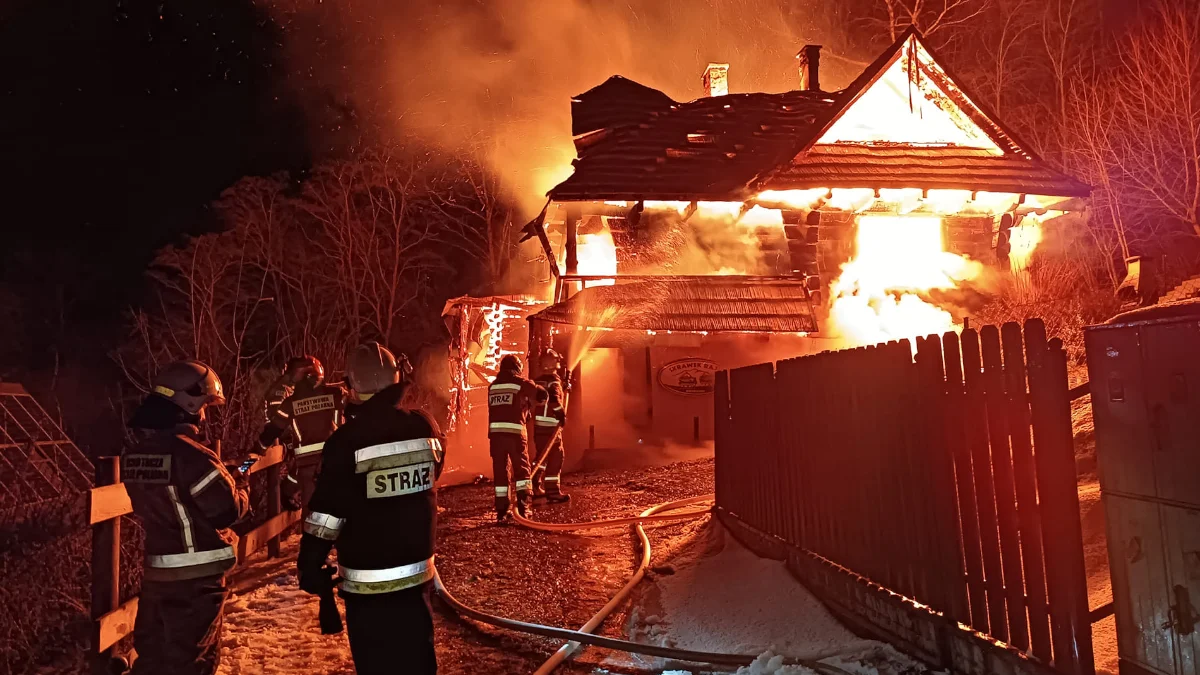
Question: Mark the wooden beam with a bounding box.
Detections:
[96,598,138,652]
[89,483,132,525]
[238,510,302,562]
[565,205,580,278]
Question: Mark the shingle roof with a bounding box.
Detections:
[549,29,1089,202]
[765,144,1091,196]
[530,278,818,333]
[551,89,836,202]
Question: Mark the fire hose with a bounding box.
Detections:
[433,495,862,674]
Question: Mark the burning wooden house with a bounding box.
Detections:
[444,28,1088,473]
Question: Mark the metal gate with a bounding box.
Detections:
[1085,302,1200,675]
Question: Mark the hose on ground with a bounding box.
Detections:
[511,497,713,532]
[529,497,687,674]
[433,495,860,674]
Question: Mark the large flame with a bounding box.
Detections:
[577,230,618,286]
[829,215,983,346]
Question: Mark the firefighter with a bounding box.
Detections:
[488,354,544,521]
[298,342,445,675]
[257,362,298,500]
[122,360,250,675]
[531,349,570,503]
[260,355,347,510]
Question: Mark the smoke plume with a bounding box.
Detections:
[262,0,858,215]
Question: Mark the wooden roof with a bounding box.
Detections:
[549,29,1089,202]
[530,278,818,334]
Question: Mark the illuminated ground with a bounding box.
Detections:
[216,458,1114,675]
[219,458,719,675]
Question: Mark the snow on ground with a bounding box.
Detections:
[623,522,928,675]
[218,540,353,675]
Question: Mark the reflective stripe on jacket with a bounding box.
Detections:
[297,383,446,596]
[122,425,250,581]
[487,373,541,437]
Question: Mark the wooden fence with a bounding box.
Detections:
[88,443,300,674]
[714,319,1093,675]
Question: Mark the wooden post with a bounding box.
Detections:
[565,205,580,297]
[266,460,282,558]
[693,416,700,444]
[91,457,121,675]
[588,425,595,451]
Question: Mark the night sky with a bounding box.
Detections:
[0,0,322,446]
[0,0,318,375]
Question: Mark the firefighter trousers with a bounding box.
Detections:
[343,584,437,675]
[532,431,565,496]
[130,575,228,675]
[490,433,531,515]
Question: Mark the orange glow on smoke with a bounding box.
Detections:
[830,215,982,345]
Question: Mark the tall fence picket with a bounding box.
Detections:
[981,325,1030,651]
[714,320,1092,675]
[944,333,989,630]
[1002,322,1052,661]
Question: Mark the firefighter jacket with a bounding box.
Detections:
[263,377,293,424]
[264,382,347,458]
[532,373,566,434]
[487,371,543,437]
[122,425,250,581]
[298,383,446,595]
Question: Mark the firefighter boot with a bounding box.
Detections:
[531,468,547,500]
[544,475,570,503]
[515,490,533,518]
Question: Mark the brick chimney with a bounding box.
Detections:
[702,63,729,97]
[796,45,822,92]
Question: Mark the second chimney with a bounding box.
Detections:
[796,45,822,92]
[702,63,729,97]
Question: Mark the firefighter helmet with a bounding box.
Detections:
[151,360,225,415]
[285,355,324,387]
[346,342,412,397]
[499,354,523,376]
[537,349,562,375]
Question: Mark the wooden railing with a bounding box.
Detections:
[88,444,300,673]
[714,319,1094,675]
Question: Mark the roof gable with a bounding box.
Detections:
[817,37,1001,151]
[797,29,1031,160]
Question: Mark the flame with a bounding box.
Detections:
[481,303,524,376]
[827,188,877,212]
[739,205,783,227]
[696,201,744,220]
[645,200,691,214]
[1008,211,1056,274]
[829,215,983,346]
[577,230,618,286]
[756,188,828,210]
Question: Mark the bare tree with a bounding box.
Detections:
[872,0,992,42]
[117,144,516,451]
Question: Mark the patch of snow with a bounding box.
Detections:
[624,523,928,675]
[219,550,353,675]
